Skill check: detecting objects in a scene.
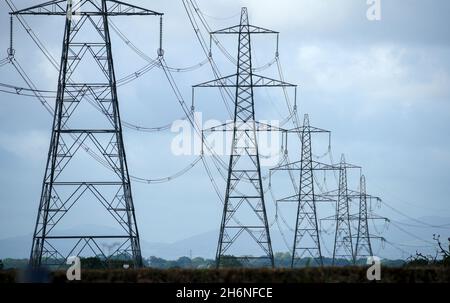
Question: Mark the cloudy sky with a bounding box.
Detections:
[0,0,449,259]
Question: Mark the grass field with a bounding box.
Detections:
[0,267,449,283]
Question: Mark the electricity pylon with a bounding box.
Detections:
[355,175,372,258]
[194,7,296,268]
[334,155,355,264]
[329,155,359,265]
[12,0,162,268]
[271,114,337,267]
[354,175,386,261]
[321,155,360,265]
[323,173,387,263]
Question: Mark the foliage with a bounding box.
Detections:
[405,234,450,267]
[218,256,243,268]
[0,254,409,270]
[1,267,449,283]
[1,258,28,270]
[0,252,448,283]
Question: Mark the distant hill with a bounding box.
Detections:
[1,217,448,260]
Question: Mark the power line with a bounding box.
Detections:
[380,199,450,229]
[131,156,202,184]
[389,221,436,245]
[390,219,450,229]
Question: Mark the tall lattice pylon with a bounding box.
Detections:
[12,0,162,268]
[354,175,385,261]
[194,7,295,268]
[322,172,385,264]
[355,175,372,258]
[271,114,336,267]
[332,155,360,265]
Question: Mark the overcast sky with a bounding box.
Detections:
[0,0,449,258]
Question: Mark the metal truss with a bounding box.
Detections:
[355,175,375,259]
[194,7,296,268]
[322,175,387,262]
[319,155,361,265]
[194,74,295,88]
[11,0,162,16]
[271,114,337,267]
[12,0,162,269]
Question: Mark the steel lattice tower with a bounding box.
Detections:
[331,155,360,265]
[271,114,336,267]
[12,0,162,268]
[354,175,385,261]
[355,175,372,258]
[293,115,322,266]
[194,7,295,268]
[322,172,385,264]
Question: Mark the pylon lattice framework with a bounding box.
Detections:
[194,7,296,268]
[12,0,162,268]
[355,175,372,258]
[354,175,385,260]
[321,155,360,265]
[322,172,385,263]
[271,114,337,267]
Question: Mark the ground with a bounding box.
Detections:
[0,267,449,283]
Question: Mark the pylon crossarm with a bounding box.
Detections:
[277,194,335,203]
[311,161,339,171]
[107,0,162,15]
[345,188,362,197]
[194,74,295,88]
[193,74,236,87]
[10,0,66,15]
[287,125,330,134]
[252,121,287,132]
[211,25,278,35]
[322,188,381,200]
[271,160,338,172]
[338,163,361,170]
[315,194,336,202]
[252,74,296,87]
[203,121,287,133]
[270,160,301,171]
[277,195,336,203]
[276,193,298,203]
[11,0,162,16]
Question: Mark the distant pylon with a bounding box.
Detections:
[355,175,372,257]
[293,115,322,266]
[322,172,386,263]
[271,114,336,267]
[12,0,162,268]
[194,7,296,268]
[332,155,359,265]
[354,175,386,261]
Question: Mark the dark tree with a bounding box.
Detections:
[219,256,243,268]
